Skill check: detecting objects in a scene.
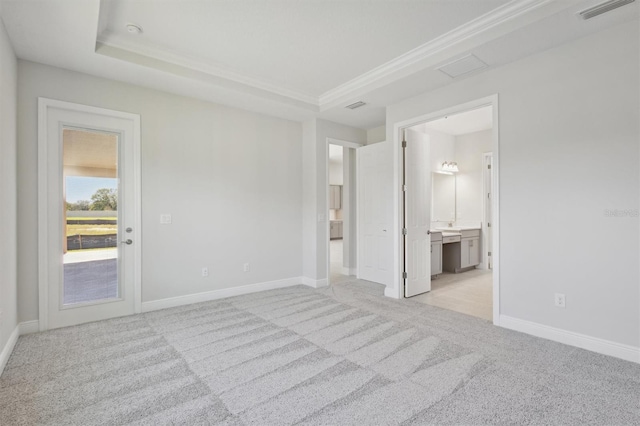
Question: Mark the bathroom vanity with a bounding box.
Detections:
[430,231,443,276]
[440,228,481,273]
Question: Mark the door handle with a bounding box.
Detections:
[121,239,133,245]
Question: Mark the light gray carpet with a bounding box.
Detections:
[2,279,639,425]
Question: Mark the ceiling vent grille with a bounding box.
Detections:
[578,0,635,20]
[437,54,488,79]
[345,101,366,110]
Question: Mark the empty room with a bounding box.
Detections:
[1,0,639,424]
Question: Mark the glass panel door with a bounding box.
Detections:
[62,128,120,306]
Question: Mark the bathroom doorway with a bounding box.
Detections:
[400,100,497,322]
[326,138,361,286]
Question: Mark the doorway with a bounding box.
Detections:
[397,98,499,323]
[326,138,362,286]
[38,98,141,330]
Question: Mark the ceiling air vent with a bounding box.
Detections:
[345,101,366,110]
[578,0,635,20]
[437,54,488,79]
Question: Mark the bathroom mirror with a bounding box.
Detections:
[432,173,456,222]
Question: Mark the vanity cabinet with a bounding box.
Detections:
[443,229,481,273]
[329,185,342,209]
[461,236,480,269]
[330,221,343,239]
[430,232,443,276]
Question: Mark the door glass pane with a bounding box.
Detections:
[62,128,119,305]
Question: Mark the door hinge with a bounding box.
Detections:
[488,251,492,256]
[488,222,491,227]
[403,184,407,192]
[402,271,408,279]
[488,164,491,169]
[402,140,407,148]
[402,228,408,235]
[488,192,491,199]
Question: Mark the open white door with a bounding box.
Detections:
[357,141,393,286]
[404,129,431,297]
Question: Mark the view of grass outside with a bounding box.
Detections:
[66,220,117,237]
[66,177,118,251]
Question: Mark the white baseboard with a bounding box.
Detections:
[499,315,640,364]
[301,277,329,289]
[0,326,19,376]
[141,277,303,313]
[384,285,402,299]
[19,320,40,335]
[341,267,358,277]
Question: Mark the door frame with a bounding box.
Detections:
[37,98,142,331]
[325,137,363,284]
[390,95,501,325]
[482,152,493,271]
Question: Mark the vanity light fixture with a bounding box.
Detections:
[441,161,459,174]
[126,23,143,34]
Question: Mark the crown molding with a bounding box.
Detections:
[318,0,577,108]
[94,0,579,113]
[96,32,319,107]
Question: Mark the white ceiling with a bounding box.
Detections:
[1,0,637,129]
[417,106,493,136]
[98,0,508,97]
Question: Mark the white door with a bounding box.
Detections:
[39,99,141,330]
[357,141,393,285]
[404,129,431,297]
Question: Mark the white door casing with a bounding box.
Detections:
[483,152,493,270]
[404,129,431,297]
[38,98,141,330]
[357,141,394,286]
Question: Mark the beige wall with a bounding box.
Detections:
[17,61,304,322]
[388,21,639,347]
[0,16,18,365]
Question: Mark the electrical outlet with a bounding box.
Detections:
[243,263,250,272]
[554,293,566,308]
[202,267,209,277]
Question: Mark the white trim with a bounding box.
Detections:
[38,98,142,331]
[500,315,640,364]
[390,95,501,326]
[490,101,500,326]
[19,320,40,335]
[96,0,572,110]
[132,113,142,314]
[384,285,402,299]
[326,138,364,149]
[481,152,493,271]
[319,0,569,107]
[302,277,329,289]
[141,277,305,313]
[37,99,49,331]
[0,326,19,376]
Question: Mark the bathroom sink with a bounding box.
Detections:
[436,226,479,232]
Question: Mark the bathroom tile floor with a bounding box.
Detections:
[412,269,493,321]
[331,239,492,321]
